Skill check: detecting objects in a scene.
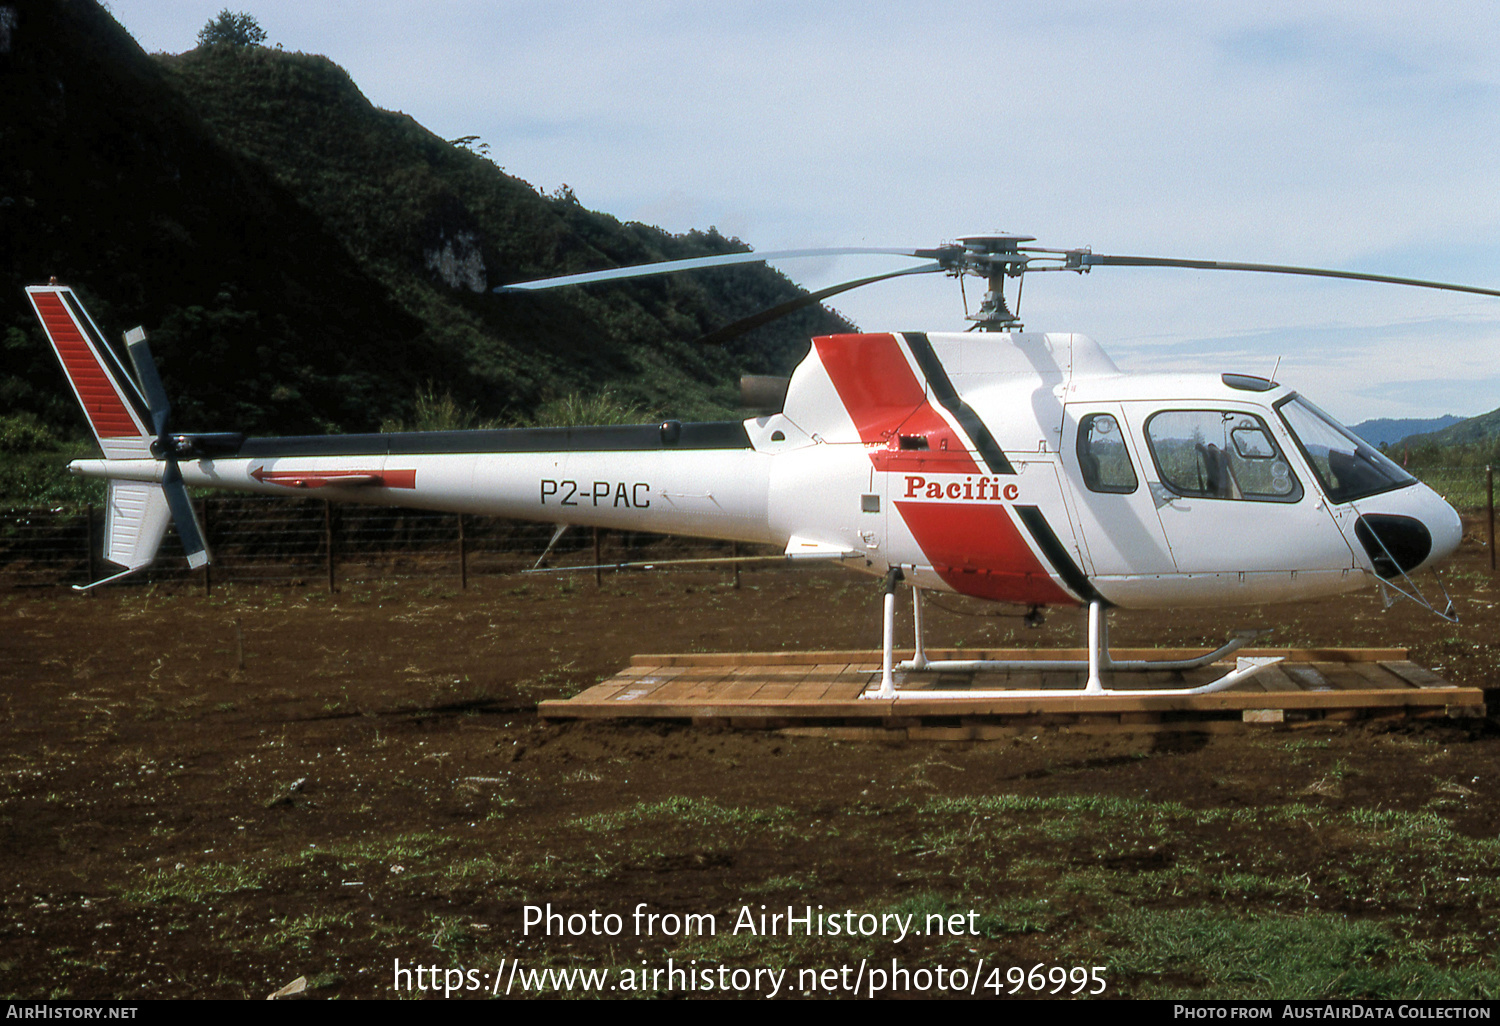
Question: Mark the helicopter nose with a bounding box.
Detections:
[1350,484,1461,578]
[1421,488,1464,568]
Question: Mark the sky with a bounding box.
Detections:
[106,1,1500,423]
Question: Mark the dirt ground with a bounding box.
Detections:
[2,522,1498,1001]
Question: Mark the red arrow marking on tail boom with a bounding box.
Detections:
[250,467,417,489]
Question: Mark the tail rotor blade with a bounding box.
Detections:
[124,328,172,438]
[160,460,210,569]
[124,327,208,569]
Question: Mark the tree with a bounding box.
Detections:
[196,10,266,48]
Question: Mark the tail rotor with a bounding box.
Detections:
[122,327,210,569]
[26,283,211,583]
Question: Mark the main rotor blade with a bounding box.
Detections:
[1083,254,1500,298]
[695,262,944,346]
[496,247,929,292]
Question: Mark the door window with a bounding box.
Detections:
[1144,410,1302,502]
[1076,413,1138,494]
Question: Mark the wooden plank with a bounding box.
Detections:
[718,678,774,699]
[1041,670,1076,689]
[823,667,877,700]
[779,726,906,741]
[633,651,882,667]
[1341,662,1409,691]
[748,683,802,699]
[544,651,1479,730]
[1253,664,1303,692]
[908,724,1022,741]
[567,681,632,702]
[1380,660,1457,690]
[590,667,686,703]
[631,647,1406,667]
[1243,709,1285,724]
[799,665,854,699]
[1311,665,1364,690]
[546,683,1483,720]
[679,671,751,699]
[1061,719,1252,735]
[1282,665,1334,691]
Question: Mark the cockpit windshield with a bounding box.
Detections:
[1275,395,1417,503]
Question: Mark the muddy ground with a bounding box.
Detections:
[2,523,1499,1001]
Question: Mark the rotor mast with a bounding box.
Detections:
[956,234,1034,332]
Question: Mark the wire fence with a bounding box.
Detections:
[0,495,765,592]
[1,464,1493,590]
[1408,465,1494,513]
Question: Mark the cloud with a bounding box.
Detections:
[109,0,1500,419]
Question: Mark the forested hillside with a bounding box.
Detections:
[1,0,849,467]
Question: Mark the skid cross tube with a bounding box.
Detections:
[864,592,1282,700]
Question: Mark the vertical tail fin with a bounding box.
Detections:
[25,284,152,459]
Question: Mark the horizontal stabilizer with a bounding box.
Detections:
[783,536,861,560]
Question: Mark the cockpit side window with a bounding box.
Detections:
[1144,409,1302,503]
[1275,395,1416,503]
[1076,413,1138,494]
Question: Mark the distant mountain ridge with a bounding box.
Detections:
[1400,408,1500,449]
[1348,415,1464,447]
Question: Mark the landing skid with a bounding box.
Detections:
[863,576,1282,700]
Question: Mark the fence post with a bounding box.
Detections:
[324,500,336,593]
[731,540,741,589]
[84,503,95,597]
[201,497,212,597]
[1488,465,1495,572]
[593,527,603,587]
[458,513,468,589]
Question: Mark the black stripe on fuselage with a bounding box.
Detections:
[900,332,1015,475]
[231,420,754,459]
[1013,505,1106,606]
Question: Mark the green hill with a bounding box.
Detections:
[1349,415,1463,447]
[1400,408,1500,449]
[1,1,851,457]
[1382,407,1500,512]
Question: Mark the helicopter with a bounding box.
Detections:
[26,235,1488,700]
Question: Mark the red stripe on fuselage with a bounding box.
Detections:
[30,292,141,439]
[813,334,965,455]
[813,333,1076,605]
[895,500,1075,605]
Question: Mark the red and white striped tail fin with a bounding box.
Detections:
[25,283,200,587]
[25,284,153,459]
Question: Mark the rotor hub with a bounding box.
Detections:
[953,235,1037,331]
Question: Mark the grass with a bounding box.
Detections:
[64,765,1500,1000]
[572,796,794,832]
[1103,909,1500,999]
[120,862,268,903]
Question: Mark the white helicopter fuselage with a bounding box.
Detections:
[55,296,1460,611]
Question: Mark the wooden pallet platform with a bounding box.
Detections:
[538,648,1485,736]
